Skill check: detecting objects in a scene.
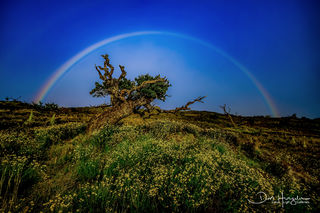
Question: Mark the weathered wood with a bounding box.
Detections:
[88,97,150,133]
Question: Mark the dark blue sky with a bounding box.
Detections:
[0,0,319,117]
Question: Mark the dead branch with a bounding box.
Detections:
[142,96,206,116]
[95,65,106,81]
[118,65,127,81]
[103,54,115,77]
[94,54,115,80]
[220,104,230,114]
[174,96,206,112]
[108,62,114,77]
[220,104,237,128]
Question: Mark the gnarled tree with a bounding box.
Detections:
[88,54,207,132]
[88,54,171,132]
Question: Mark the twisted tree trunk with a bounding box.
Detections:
[88,54,170,133]
[88,97,150,133]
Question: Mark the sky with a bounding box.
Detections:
[0,0,319,118]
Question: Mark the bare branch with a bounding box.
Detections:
[103,57,109,71]
[220,104,237,128]
[97,54,115,79]
[219,104,230,114]
[95,65,106,80]
[118,65,127,81]
[108,63,114,77]
[98,65,106,71]
[103,54,114,78]
[174,96,206,112]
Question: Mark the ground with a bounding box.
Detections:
[0,100,319,212]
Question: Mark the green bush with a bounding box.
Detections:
[31,101,59,111]
[34,123,86,149]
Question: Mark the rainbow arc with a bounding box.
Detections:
[34,31,280,117]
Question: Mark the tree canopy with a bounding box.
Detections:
[90,54,171,107]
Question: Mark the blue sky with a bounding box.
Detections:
[0,0,319,117]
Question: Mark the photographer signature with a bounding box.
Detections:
[248,191,310,208]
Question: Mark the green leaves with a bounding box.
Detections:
[133,74,171,101]
[89,54,171,114]
[90,72,170,102]
[89,82,108,97]
[118,77,134,90]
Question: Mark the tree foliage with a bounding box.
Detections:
[88,54,171,131]
[89,54,171,107]
[133,74,170,101]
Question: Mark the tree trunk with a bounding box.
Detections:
[88,97,150,133]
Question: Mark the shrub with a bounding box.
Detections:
[34,123,86,149]
[44,102,59,110]
[31,101,59,111]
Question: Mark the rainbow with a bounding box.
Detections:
[34,31,280,117]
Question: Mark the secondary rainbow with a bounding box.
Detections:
[34,31,280,117]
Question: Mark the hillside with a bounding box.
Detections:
[0,101,319,212]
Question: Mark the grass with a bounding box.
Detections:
[0,100,319,212]
[76,159,100,181]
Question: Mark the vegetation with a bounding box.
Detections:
[88,54,171,132]
[0,100,319,212]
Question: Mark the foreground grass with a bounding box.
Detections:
[0,101,319,212]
